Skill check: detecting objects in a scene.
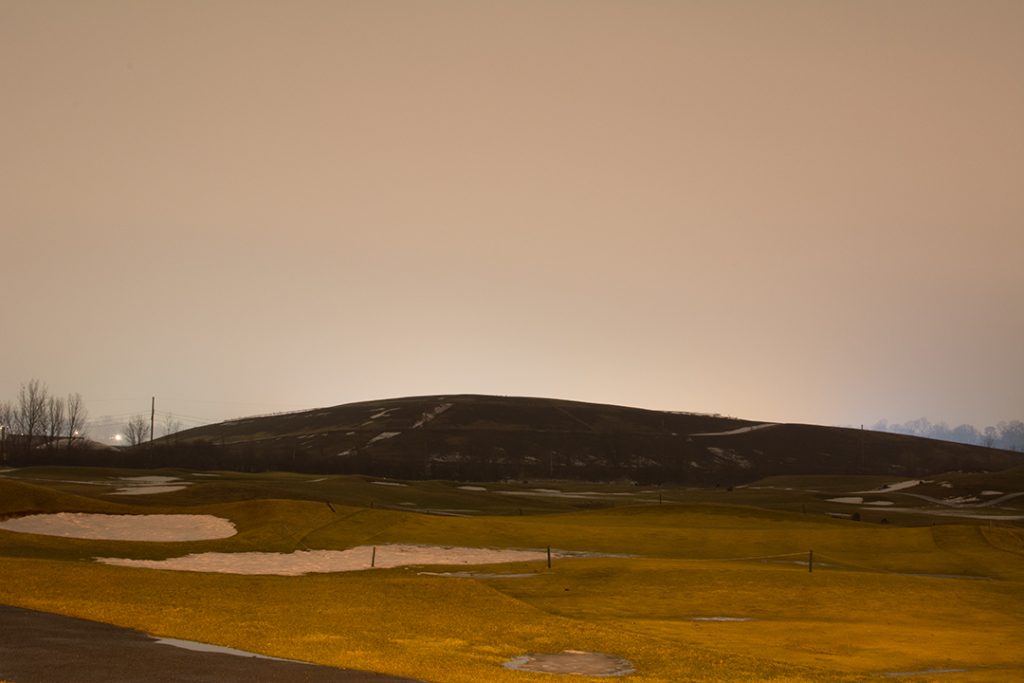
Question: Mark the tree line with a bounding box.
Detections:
[1,379,192,465]
[0,379,88,461]
[872,418,1024,451]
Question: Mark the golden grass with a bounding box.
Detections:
[1,468,1022,682]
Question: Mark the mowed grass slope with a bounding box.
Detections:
[0,468,1022,682]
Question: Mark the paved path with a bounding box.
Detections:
[0,605,423,683]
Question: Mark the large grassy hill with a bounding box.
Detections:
[137,394,1022,484]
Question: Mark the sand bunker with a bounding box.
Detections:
[97,544,565,575]
[0,513,236,541]
[504,651,634,677]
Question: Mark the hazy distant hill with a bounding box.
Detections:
[152,395,1023,484]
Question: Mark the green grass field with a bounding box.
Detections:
[1,467,1022,681]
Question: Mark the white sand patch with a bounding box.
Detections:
[110,486,187,495]
[981,490,1004,496]
[828,497,864,504]
[371,481,407,487]
[457,485,487,491]
[863,500,895,506]
[366,431,400,445]
[307,477,328,483]
[96,544,563,575]
[0,513,236,541]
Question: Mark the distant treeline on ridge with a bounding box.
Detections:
[873,418,1023,451]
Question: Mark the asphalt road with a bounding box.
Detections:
[0,605,423,683]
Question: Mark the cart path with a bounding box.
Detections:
[0,604,423,683]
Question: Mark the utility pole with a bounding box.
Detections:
[150,397,155,444]
[860,425,865,473]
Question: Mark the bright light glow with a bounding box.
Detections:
[112,434,123,442]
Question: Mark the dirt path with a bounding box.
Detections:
[0,604,422,683]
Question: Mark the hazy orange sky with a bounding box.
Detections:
[2,0,1022,431]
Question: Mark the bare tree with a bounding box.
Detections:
[45,395,66,449]
[66,392,88,447]
[124,415,150,447]
[162,412,183,439]
[0,400,13,461]
[15,379,48,452]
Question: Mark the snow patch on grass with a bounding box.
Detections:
[412,403,452,428]
[853,480,926,494]
[689,424,778,437]
[366,431,400,445]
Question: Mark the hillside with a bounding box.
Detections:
[149,395,1022,484]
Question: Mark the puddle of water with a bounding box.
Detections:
[119,476,181,485]
[109,485,187,495]
[107,476,190,496]
[504,651,634,677]
[153,637,306,664]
